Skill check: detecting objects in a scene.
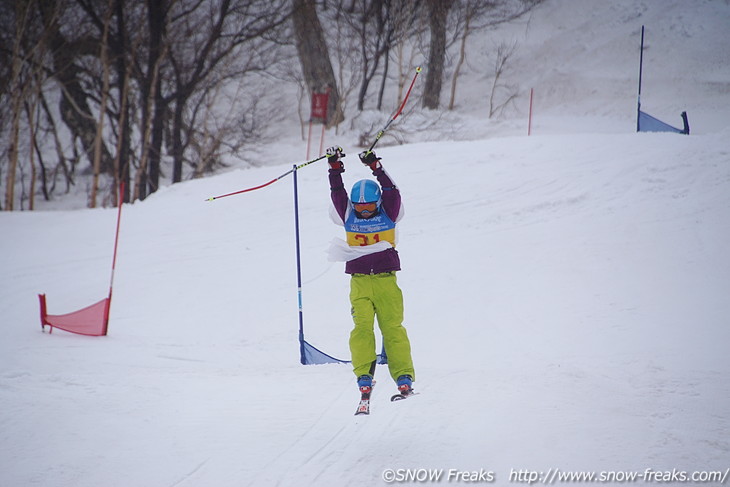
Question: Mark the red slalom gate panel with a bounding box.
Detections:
[39,294,110,336]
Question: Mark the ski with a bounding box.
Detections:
[355,381,375,416]
[355,397,370,415]
[391,389,417,402]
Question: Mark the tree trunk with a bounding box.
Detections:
[449,14,469,110]
[6,94,22,211]
[134,39,164,202]
[114,0,132,202]
[422,0,452,110]
[171,97,185,183]
[40,0,116,177]
[144,0,167,198]
[91,2,114,208]
[376,43,390,111]
[147,75,164,196]
[291,0,344,127]
[5,1,30,211]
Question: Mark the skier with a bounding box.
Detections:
[326,145,415,410]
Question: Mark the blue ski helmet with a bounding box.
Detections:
[350,179,381,206]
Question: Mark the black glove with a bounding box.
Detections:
[326,146,345,171]
[359,150,382,171]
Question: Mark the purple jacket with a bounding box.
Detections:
[329,166,402,275]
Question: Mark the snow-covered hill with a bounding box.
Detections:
[2,1,729,486]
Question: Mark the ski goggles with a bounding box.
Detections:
[354,202,378,214]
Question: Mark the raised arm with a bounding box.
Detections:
[327,146,348,222]
[359,150,401,220]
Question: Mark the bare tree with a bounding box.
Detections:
[449,0,543,110]
[373,1,422,111]
[2,0,55,210]
[22,30,53,210]
[421,0,452,109]
[72,0,144,200]
[0,0,297,206]
[90,0,114,208]
[166,0,291,182]
[42,1,117,179]
[133,24,166,203]
[331,0,420,112]
[488,40,519,118]
[1,0,546,210]
[291,0,344,127]
[4,2,30,210]
[138,0,168,200]
[112,0,135,201]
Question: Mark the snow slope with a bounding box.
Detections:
[2,131,729,486]
[2,1,730,486]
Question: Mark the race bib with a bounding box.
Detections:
[344,209,396,247]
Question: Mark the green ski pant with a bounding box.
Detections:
[349,272,415,382]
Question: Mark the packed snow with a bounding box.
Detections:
[2,1,729,486]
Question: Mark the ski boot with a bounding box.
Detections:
[391,375,414,401]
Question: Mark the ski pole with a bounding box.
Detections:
[367,66,422,153]
[205,154,327,201]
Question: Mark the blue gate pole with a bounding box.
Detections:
[637,25,645,132]
[293,164,307,364]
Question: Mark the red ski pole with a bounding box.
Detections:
[205,154,327,201]
[367,66,422,153]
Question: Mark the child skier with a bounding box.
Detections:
[326,145,415,410]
